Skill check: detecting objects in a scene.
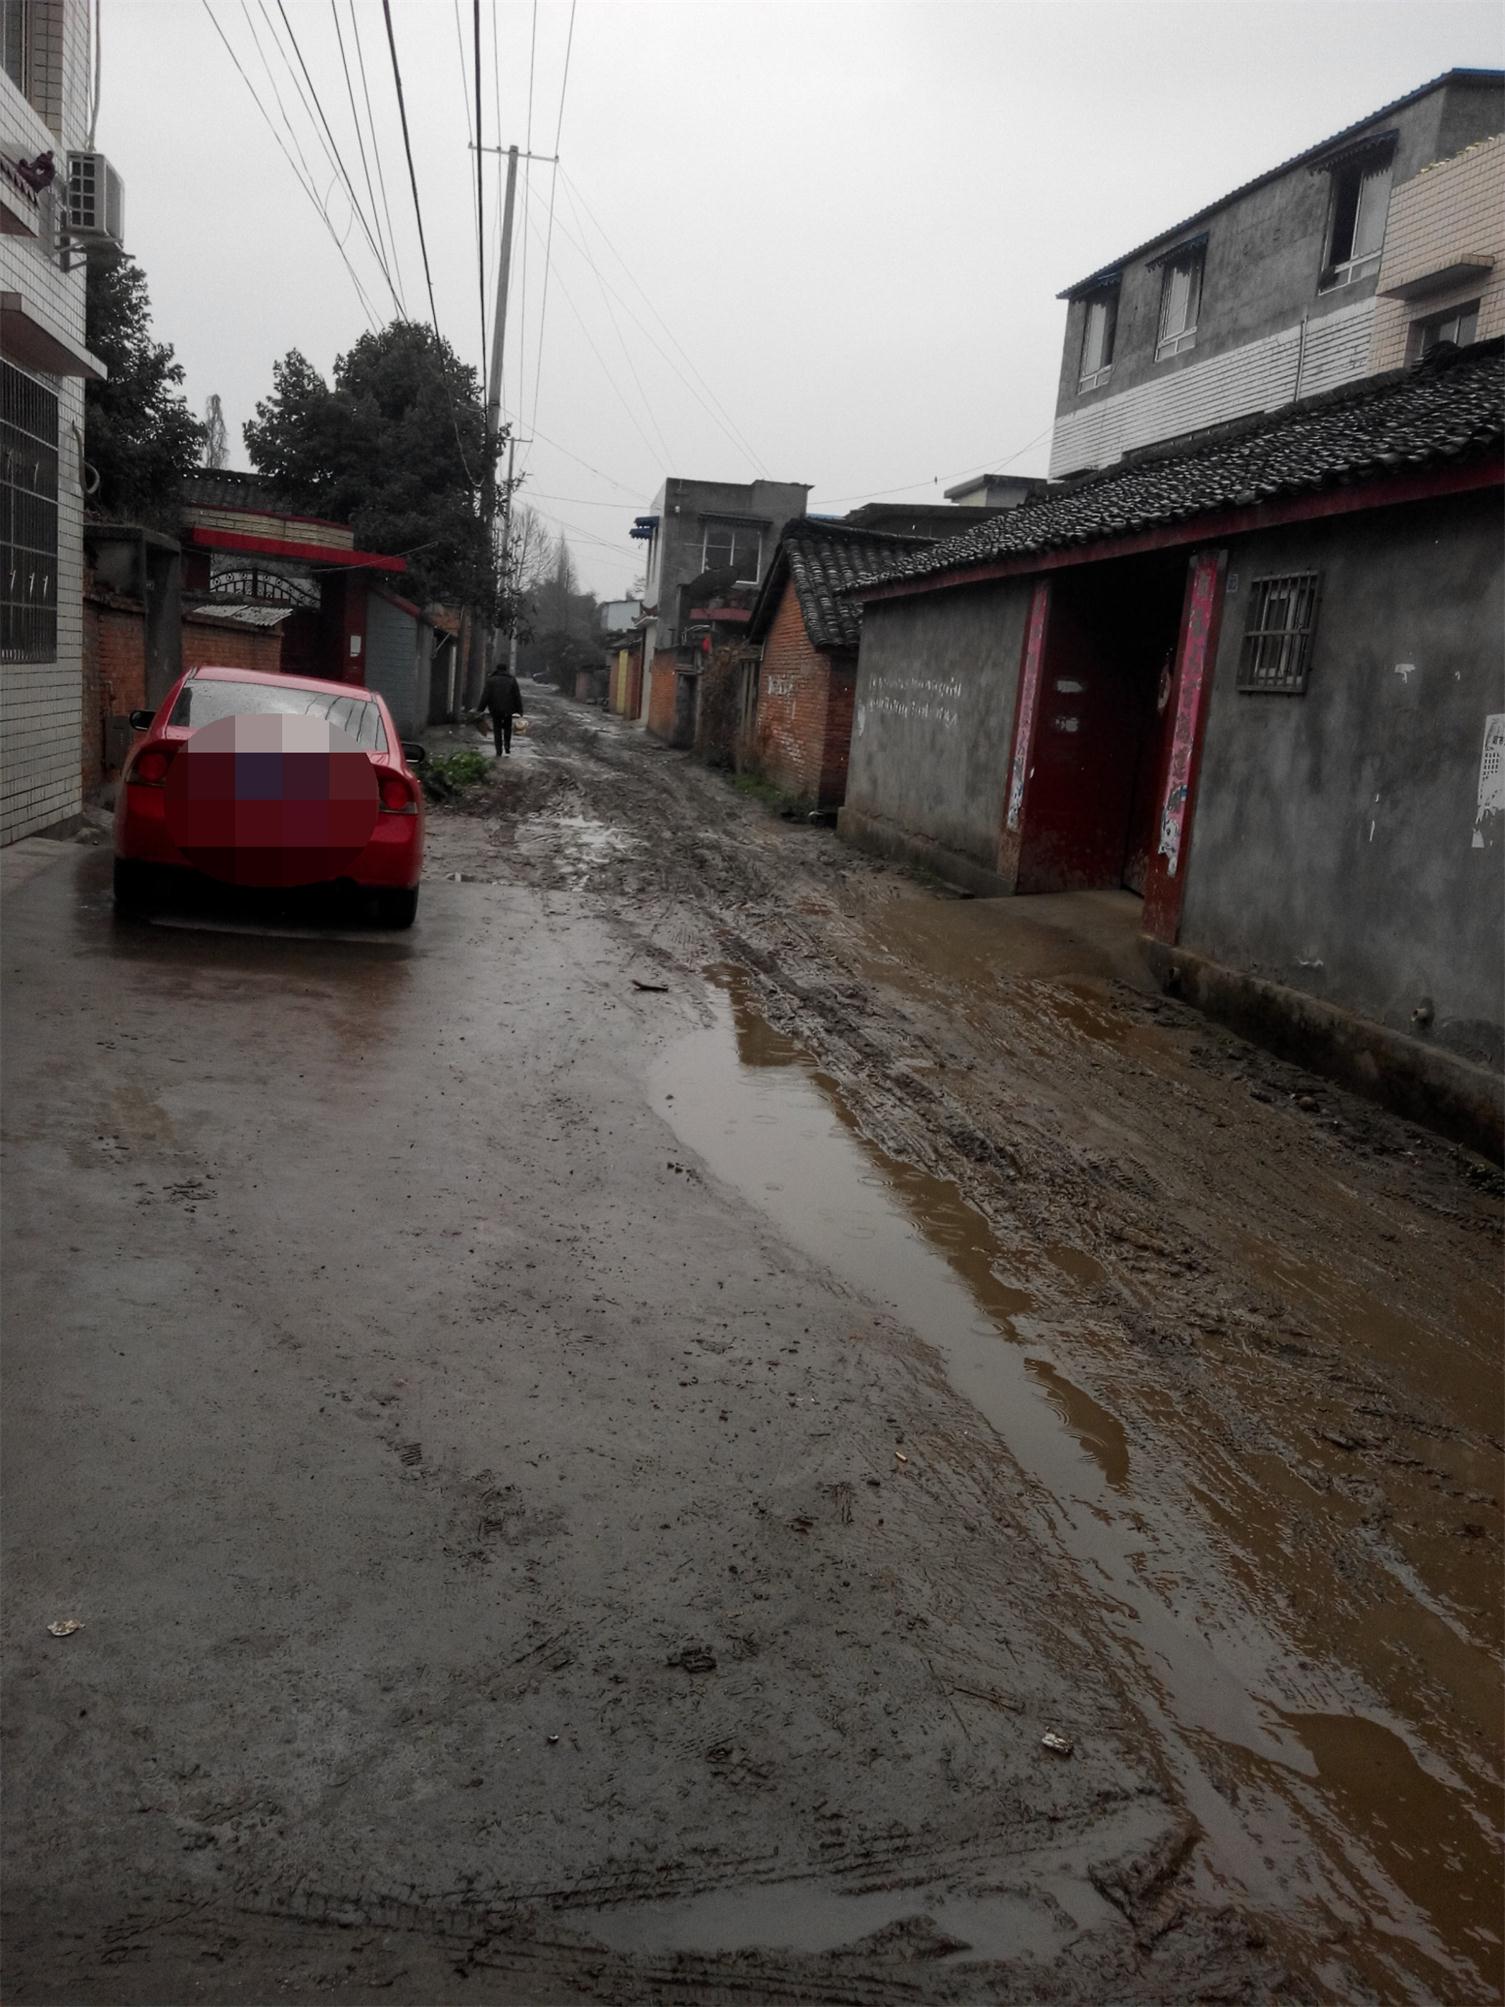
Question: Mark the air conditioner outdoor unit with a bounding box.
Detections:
[65,152,125,248]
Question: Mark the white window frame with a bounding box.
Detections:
[1155,245,1203,361]
[1320,152,1394,293]
[701,520,762,584]
[1078,288,1118,391]
[1408,298,1480,362]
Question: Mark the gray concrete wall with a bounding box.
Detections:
[843,582,1033,879]
[365,594,428,740]
[1054,76,1503,445]
[1181,487,1505,1070]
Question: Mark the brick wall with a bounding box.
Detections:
[1,0,94,842]
[751,582,855,809]
[646,659,679,741]
[78,595,282,795]
[181,615,283,678]
[1370,136,1505,373]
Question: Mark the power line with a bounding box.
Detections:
[546,179,765,474]
[272,0,402,316]
[451,0,483,367]
[822,424,1054,506]
[348,0,405,312]
[556,178,673,467]
[380,0,445,342]
[520,185,667,473]
[331,0,406,315]
[525,0,576,456]
[202,0,380,330]
[561,167,767,476]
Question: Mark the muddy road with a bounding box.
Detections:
[2,688,1500,2005]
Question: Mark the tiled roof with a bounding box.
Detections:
[850,344,1505,593]
[1060,68,1504,298]
[749,519,935,649]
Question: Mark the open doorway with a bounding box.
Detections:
[1011,552,1188,897]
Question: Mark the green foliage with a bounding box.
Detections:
[243,322,501,612]
[422,746,492,802]
[84,253,204,526]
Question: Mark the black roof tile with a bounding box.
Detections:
[849,344,1504,595]
[749,519,935,649]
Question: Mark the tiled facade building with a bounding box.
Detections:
[2,0,105,842]
[1369,133,1505,373]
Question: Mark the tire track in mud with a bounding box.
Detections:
[426,698,1503,2004]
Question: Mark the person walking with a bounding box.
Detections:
[480,661,525,756]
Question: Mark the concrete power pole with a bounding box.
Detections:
[463,140,557,712]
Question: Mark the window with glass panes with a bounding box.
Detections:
[1410,300,1480,361]
[1079,288,1118,389]
[702,520,761,581]
[1,360,59,663]
[1156,246,1204,359]
[1322,148,1394,290]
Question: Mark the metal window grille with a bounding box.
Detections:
[1238,572,1320,694]
[1,359,60,664]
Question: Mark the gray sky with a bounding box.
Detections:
[107,0,1503,598]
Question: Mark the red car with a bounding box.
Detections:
[114,666,426,928]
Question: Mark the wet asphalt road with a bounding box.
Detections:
[1,708,1500,2004]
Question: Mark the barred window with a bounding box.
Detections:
[2,359,59,663]
[1238,572,1320,694]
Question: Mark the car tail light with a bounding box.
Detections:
[377,770,418,815]
[127,743,177,787]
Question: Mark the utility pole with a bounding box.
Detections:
[468,142,557,711]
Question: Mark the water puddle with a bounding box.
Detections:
[649,970,1502,2002]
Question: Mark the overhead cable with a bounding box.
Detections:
[272,0,403,316]
[347,0,406,310]
[561,168,767,476]
[525,0,576,456]
[473,0,487,376]
[380,0,446,343]
[331,0,407,315]
[823,424,1054,506]
[202,0,380,330]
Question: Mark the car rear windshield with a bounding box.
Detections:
[169,678,388,751]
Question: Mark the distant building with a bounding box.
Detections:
[632,475,811,733]
[941,474,1046,510]
[1049,68,1504,479]
[2,0,107,842]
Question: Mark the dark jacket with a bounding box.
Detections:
[482,669,524,718]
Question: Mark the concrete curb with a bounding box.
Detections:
[1144,938,1505,1163]
[836,805,1007,899]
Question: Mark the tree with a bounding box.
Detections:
[243,321,500,611]
[84,252,204,525]
[514,529,600,681]
[202,394,228,470]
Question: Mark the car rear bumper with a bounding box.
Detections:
[115,788,423,889]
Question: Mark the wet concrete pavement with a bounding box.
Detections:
[2,693,1501,2004]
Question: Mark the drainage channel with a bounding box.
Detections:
[645,967,1497,2001]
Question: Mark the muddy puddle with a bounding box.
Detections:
[649,970,1504,2002]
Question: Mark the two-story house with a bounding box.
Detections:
[2,0,108,842]
[630,475,810,733]
[1050,68,1504,480]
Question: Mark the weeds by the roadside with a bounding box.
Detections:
[730,770,801,815]
[423,748,492,803]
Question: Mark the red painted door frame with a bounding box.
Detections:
[996,579,1051,889]
[1142,548,1227,943]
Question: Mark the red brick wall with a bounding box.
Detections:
[647,658,679,741]
[181,616,283,678]
[82,594,150,794]
[752,582,854,808]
